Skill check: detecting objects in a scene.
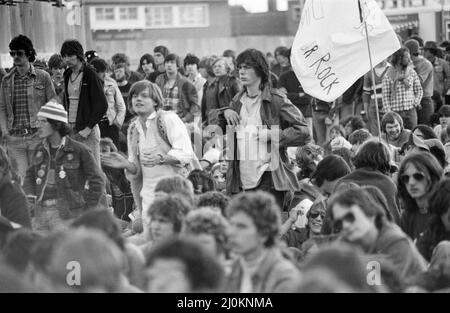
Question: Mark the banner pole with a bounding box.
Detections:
[360,0,382,140]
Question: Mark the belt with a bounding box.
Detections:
[41,199,58,207]
[9,128,38,136]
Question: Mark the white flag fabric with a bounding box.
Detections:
[291,0,401,102]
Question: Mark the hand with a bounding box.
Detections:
[256,127,271,143]
[141,153,163,168]
[288,207,303,223]
[78,127,92,139]
[100,152,129,169]
[224,109,240,126]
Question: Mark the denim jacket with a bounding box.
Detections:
[224,84,311,194]
[23,136,105,211]
[0,65,56,134]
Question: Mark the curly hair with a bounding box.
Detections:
[187,170,215,194]
[197,191,230,216]
[154,176,195,206]
[183,207,229,255]
[226,191,281,248]
[148,194,192,233]
[236,49,269,88]
[397,152,443,213]
[9,35,36,62]
[348,129,372,145]
[184,53,200,68]
[390,47,410,68]
[352,140,391,174]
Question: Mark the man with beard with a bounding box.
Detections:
[381,112,411,149]
[0,35,56,181]
[382,47,423,130]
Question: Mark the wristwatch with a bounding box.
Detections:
[157,154,165,165]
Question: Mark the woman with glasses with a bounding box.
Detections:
[397,152,444,242]
[416,178,450,261]
[328,187,427,281]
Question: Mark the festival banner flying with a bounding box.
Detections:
[291,0,401,102]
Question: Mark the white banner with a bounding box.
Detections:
[291,0,401,102]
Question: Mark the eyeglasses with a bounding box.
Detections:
[10,50,26,57]
[400,172,426,184]
[309,211,325,220]
[333,212,355,232]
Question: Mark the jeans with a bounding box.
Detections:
[367,100,383,136]
[71,124,101,166]
[244,171,286,211]
[99,120,120,149]
[396,108,417,131]
[417,97,434,126]
[32,199,83,233]
[312,110,336,146]
[4,133,41,183]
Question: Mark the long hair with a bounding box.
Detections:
[127,80,164,113]
[390,47,409,68]
[327,187,386,231]
[236,49,269,89]
[397,152,443,213]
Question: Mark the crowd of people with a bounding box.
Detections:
[0,32,450,293]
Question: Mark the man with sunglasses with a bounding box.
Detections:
[0,35,56,182]
[328,187,427,281]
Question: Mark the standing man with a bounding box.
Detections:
[111,53,143,85]
[404,39,434,126]
[184,54,206,107]
[223,49,311,210]
[90,58,126,149]
[270,46,291,79]
[149,45,170,83]
[47,54,66,104]
[23,102,105,232]
[382,47,423,130]
[423,41,450,108]
[155,54,199,124]
[0,35,56,181]
[60,39,108,165]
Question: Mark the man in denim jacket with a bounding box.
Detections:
[0,35,56,182]
[23,102,105,232]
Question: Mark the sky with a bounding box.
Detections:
[228,0,289,12]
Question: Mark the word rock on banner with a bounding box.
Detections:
[291,0,400,102]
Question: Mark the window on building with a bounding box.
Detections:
[447,21,450,41]
[95,7,115,21]
[145,6,173,27]
[179,5,209,27]
[119,7,138,20]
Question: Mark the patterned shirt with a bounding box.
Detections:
[11,69,31,132]
[163,79,180,113]
[382,67,423,113]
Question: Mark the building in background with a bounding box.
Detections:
[0,0,91,69]
[85,0,232,66]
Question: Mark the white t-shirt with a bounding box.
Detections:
[237,94,270,189]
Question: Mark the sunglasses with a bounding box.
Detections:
[400,172,426,185]
[309,211,325,220]
[333,212,355,232]
[10,50,26,57]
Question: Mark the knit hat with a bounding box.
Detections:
[37,101,68,124]
[404,39,420,55]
